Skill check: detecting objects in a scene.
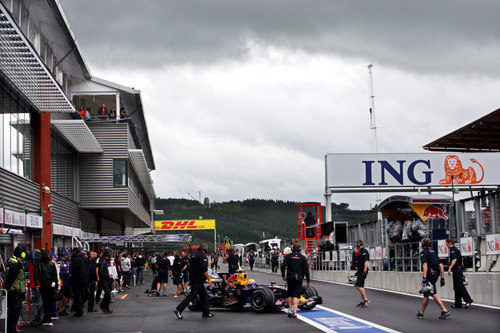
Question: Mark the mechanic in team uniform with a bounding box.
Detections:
[174,243,214,319]
[57,248,72,316]
[354,240,370,308]
[98,249,114,314]
[446,238,473,308]
[172,251,184,297]
[227,247,239,274]
[248,250,256,271]
[417,238,450,320]
[156,252,171,296]
[281,242,310,318]
[271,250,279,273]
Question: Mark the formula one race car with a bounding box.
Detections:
[188,270,322,313]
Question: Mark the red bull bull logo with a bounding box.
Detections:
[422,205,448,220]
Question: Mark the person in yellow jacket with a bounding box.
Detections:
[5,246,26,333]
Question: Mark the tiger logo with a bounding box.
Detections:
[439,155,484,185]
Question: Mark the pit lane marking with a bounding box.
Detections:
[294,305,400,333]
[121,294,128,299]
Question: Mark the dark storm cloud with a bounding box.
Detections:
[61,0,500,75]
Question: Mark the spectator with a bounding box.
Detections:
[131,252,137,285]
[85,109,91,121]
[114,250,123,292]
[70,248,90,317]
[78,106,86,119]
[181,251,189,293]
[97,103,108,120]
[98,249,113,314]
[120,107,128,119]
[57,248,72,316]
[156,252,171,296]
[109,107,117,119]
[87,251,98,313]
[121,253,132,289]
[5,246,27,333]
[27,250,43,327]
[136,253,146,284]
[34,249,59,327]
[172,251,183,297]
[50,253,60,320]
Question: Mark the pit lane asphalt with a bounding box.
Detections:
[249,267,500,333]
[22,269,318,333]
[23,267,500,333]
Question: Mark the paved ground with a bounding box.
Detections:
[21,267,500,333]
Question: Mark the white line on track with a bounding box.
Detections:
[283,305,400,333]
[310,277,500,310]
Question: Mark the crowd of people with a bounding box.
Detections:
[76,103,128,121]
[4,246,149,332]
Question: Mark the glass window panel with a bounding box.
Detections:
[113,160,127,187]
[463,200,477,236]
[479,196,491,235]
[496,194,500,233]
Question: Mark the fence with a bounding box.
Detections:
[241,236,499,273]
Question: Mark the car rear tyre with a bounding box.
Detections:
[187,294,202,311]
[251,287,275,312]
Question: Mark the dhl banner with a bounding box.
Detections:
[154,219,215,231]
[409,203,448,221]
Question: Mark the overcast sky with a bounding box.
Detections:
[61,1,500,209]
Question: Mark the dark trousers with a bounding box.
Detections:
[7,290,23,333]
[176,282,209,316]
[453,269,473,307]
[71,283,87,315]
[96,280,103,303]
[99,280,112,311]
[249,260,254,271]
[88,281,96,311]
[271,261,278,272]
[122,271,131,287]
[40,287,55,324]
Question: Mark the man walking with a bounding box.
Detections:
[417,238,450,320]
[156,252,170,297]
[98,250,114,314]
[227,247,239,274]
[181,251,190,294]
[271,250,279,273]
[57,249,72,316]
[446,238,473,308]
[174,244,213,319]
[248,250,255,271]
[87,251,98,313]
[70,248,90,317]
[353,240,370,308]
[281,242,310,318]
[5,246,26,333]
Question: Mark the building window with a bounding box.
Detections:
[51,134,75,199]
[113,160,128,187]
[0,77,32,179]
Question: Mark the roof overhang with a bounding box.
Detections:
[380,194,453,209]
[423,108,500,152]
[51,120,103,153]
[129,149,156,199]
[0,2,75,113]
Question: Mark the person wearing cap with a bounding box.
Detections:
[174,243,213,320]
[57,249,72,316]
[5,246,26,333]
[353,240,370,308]
[281,242,310,318]
[446,237,473,308]
[418,238,450,320]
[34,249,59,327]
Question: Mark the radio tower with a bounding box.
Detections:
[368,64,385,245]
[368,64,378,153]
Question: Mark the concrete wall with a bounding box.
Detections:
[311,270,500,307]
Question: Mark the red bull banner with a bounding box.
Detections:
[409,203,448,221]
[154,219,215,230]
[326,153,499,188]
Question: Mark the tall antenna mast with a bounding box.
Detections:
[367,64,378,153]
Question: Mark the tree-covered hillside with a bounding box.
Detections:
[154,198,375,246]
